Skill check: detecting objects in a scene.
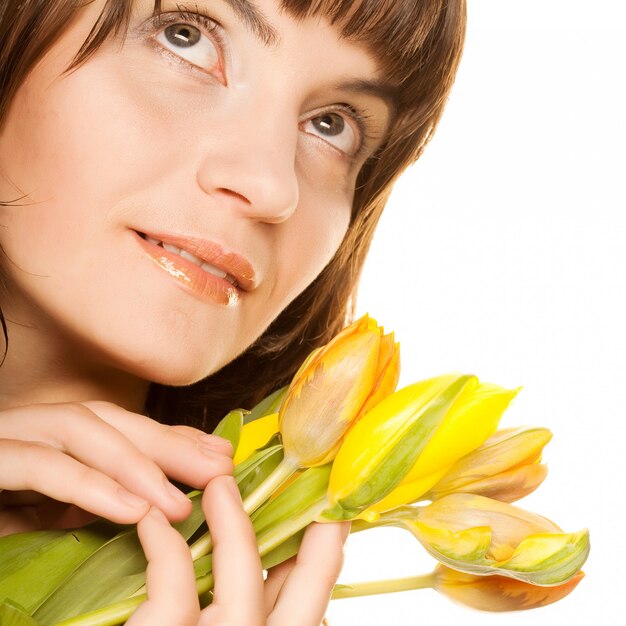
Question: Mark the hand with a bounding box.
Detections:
[129,475,350,626]
[0,401,234,535]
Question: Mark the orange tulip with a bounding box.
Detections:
[433,564,585,611]
[279,314,399,468]
[426,427,551,503]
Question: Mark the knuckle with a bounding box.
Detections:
[56,403,99,429]
[20,441,52,487]
[72,461,101,490]
[80,399,115,411]
[169,424,205,438]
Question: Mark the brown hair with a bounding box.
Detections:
[0,0,466,429]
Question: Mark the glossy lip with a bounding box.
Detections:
[132,230,256,306]
[134,229,257,291]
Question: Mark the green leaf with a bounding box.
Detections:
[252,465,331,537]
[34,493,207,625]
[260,529,305,570]
[0,599,42,626]
[32,526,146,625]
[212,410,244,455]
[0,524,113,614]
[234,443,283,487]
[244,387,287,425]
[237,444,284,500]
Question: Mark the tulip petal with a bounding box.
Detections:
[234,412,280,464]
[363,466,450,515]
[427,427,552,501]
[434,564,585,611]
[414,494,562,561]
[356,333,401,419]
[412,522,492,562]
[279,316,383,466]
[499,530,591,585]
[433,464,549,503]
[401,382,520,486]
[383,495,589,586]
[325,375,474,519]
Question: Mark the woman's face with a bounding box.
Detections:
[0,0,391,388]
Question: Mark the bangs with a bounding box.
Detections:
[279,0,447,83]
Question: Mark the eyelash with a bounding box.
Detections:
[149,8,223,41]
[336,106,378,162]
[147,8,225,73]
[146,8,377,162]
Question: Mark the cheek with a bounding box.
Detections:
[272,174,352,306]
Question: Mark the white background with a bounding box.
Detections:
[327,2,625,624]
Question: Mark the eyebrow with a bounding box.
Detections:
[214,0,281,47]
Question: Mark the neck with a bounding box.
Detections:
[0,318,150,414]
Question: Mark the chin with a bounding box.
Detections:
[121,341,241,388]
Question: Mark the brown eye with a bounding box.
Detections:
[303,111,358,156]
[164,24,202,48]
[312,113,345,137]
[154,19,222,77]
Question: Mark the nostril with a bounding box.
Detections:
[216,188,250,205]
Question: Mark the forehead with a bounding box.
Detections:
[148,0,428,78]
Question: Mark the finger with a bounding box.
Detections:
[127,507,200,626]
[169,424,234,455]
[268,522,350,626]
[1,404,193,520]
[82,402,234,487]
[0,439,150,524]
[264,556,296,614]
[200,476,265,626]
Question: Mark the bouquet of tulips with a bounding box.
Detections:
[0,316,589,625]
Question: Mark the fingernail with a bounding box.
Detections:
[117,487,148,509]
[223,476,242,504]
[199,434,234,455]
[197,442,232,458]
[163,478,190,505]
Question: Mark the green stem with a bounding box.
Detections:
[52,576,214,626]
[189,457,298,561]
[189,531,213,562]
[242,457,299,515]
[256,498,328,557]
[331,572,436,599]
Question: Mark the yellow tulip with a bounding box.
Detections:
[426,427,551,503]
[279,314,399,468]
[433,564,585,611]
[351,376,519,518]
[384,494,589,585]
[324,374,476,520]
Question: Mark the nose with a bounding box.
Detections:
[196,100,300,224]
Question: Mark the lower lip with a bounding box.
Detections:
[134,232,241,306]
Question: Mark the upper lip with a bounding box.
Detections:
[135,229,257,291]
